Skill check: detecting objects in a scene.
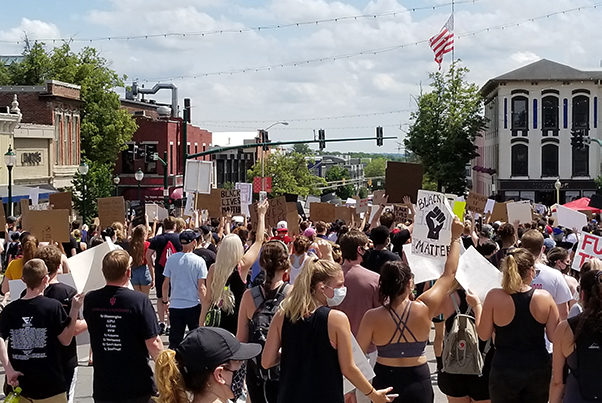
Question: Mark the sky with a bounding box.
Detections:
[0,0,601,154]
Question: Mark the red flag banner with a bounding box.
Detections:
[253,177,272,193]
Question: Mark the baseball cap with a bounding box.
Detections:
[276,221,288,232]
[543,237,556,251]
[179,229,201,245]
[200,225,211,235]
[303,227,316,237]
[175,327,261,373]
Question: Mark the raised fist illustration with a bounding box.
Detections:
[426,206,446,240]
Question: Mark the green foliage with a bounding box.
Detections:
[404,61,487,194]
[223,181,235,190]
[364,157,387,178]
[247,152,326,197]
[290,143,313,155]
[324,166,355,200]
[358,187,368,199]
[66,160,114,224]
[595,175,602,190]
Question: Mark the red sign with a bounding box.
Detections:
[253,177,272,193]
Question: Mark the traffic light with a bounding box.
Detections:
[318,129,326,150]
[259,130,270,151]
[571,128,585,150]
[376,126,383,146]
[135,144,146,160]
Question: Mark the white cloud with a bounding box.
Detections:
[0,18,60,43]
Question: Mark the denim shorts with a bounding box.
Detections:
[130,265,152,286]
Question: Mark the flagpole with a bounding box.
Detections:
[451,0,455,62]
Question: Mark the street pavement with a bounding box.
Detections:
[0,289,447,402]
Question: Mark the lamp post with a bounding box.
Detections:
[113,175,120,197]
[4,146,16,216]
[259,121,288,191]
[135,168,144,203]
[555,178,561,205]
[78,162,89,224]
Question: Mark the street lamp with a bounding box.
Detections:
[113,175,120,197]
[555,178,562,205]
[260,121,289,191]
[4,146,16,216]
[135,168,144,202]
[78,162,89,224]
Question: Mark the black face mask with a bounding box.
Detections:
[359,248,370,264]
[225,364,246,401]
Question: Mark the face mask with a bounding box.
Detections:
[325,286,347,307]
[360,248,370,264]
[225,365,246,401]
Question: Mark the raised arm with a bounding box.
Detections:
[240,200,268,274]
[58,294,84,346]
[368,195,388,232]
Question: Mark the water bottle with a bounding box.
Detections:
[4,387,21,403]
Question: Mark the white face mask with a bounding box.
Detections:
[325,286,347,307]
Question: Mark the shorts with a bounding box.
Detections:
[130,265,152,286]
[437,346,492,401]
[488,363,551,403]
[155,266,165,299]
[372,362,433,403]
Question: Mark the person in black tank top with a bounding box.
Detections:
[262,259,397,403]
[477,248,559,403]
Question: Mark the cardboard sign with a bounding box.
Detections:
[489,202,508,223]
[26,209,70,243]
[394,205,409,223]
[146,203,168,221]
[357,198,369,214]
[286,202,300,236]
[49,192,73,213]
[385,161,424,204]
[0,198,6,230]
[373,190,387,206]
[336,205,353,224]
[556,205,588,232]
[97,197,126,228]
[195,188,222,218]
[466,191,488,214]
[573,233,602,271]
[265,196,287,228]
[310,202,336,223]
[184,160,212,194]
[506,201,532,224]
[411,190,454,261]
[220,189,242,215]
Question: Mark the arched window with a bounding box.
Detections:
[572,146,589,177]
[512,96,528,130]
[541,144,558,177]
[573,95,589,129]
[542,96,559,129]
[512,144,529,176]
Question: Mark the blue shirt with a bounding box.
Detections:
[163,252,208,309]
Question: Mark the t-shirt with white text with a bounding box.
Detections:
[163,252,208,309]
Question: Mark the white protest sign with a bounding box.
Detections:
[556,205,587,232]
[343,335,375,394]
[28,187,40,206]
[412,190,454,261]
[457,246,502,302]
[506,201,532,224]
[235,182,253,206]
[9,273,78,301]
[184,160,213,194]
[484,199,495,214]
[572,232,602,271]
[403,244,445,284]
[357,198,369,214]
[184,192,195,217]
[68,239,118,293]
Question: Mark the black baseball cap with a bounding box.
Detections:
[175,327,261,373]
[179,229,201,245]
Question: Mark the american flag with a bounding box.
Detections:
[429,15,454,68]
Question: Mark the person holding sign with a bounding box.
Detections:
[476,249,559,403]
[356,216,463,403]
[262,258,397,403]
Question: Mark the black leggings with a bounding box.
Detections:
[488,363,551,403]
[372,362,433,403]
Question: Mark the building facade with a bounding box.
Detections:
[476,59,602,205]
[210,132,258,188]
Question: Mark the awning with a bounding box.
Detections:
[0,185,58,202]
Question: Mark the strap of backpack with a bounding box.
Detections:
[251,286,265,309]
[451,292,461,315]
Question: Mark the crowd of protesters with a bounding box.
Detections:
[0,195,600,403]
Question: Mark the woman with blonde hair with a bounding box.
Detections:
[200,200,268,334]
[130,224,153,295]
[476,248,559,403]
[262,258,397,403]
[111,221,129,251]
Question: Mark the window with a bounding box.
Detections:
[144,144,158,174]
[512,96,528,130]
[72,115,79,165]
[63,115,69,165]
[541,144,558,177]
[573,95,589,129]
[511,144,528,176]
[542,96,559,130]
[572,146,589,177]
[54,114,61,165]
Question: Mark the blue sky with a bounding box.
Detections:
[1,0,600,153]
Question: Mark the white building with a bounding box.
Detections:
[475,59,602,205]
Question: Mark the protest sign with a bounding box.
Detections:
[184,160,212,194]
[336,205,353,223]
[27,209,70,243]
[264,196,287,228]
[49,192,72,213]
[130,201,146,227]
[235,183,253,206]
[220,189,242,215]
[28,187,40,205]
[145,203,168,221]
[183,192,195,217]
[403,244,445,284]
[10,273,78,299]
[484,199,495,214]
[69,239,119,292]
[466,192,488,214]
[0,198,6,229]
[489,202,508,223]
[456,247,502,302]
[195,188,221,217]
[394,205,409,223]
[343,335,376,394]
[411,190,454,261]
[556,205,588,232]
[453,201,466,222]
[252,177,272,193]
[310,202,336,223]
[357,198,369,214]
[373,190,387,206]
[573,232,602,271]
[97,196,126,227]
[385,161,424,203]
[286,202,300,236]
[506,201,532,224]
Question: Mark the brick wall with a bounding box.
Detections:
[0,93,53,125]
[47,82,80,100]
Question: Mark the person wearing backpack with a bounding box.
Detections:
[236,240,292,403]
[437,282,492,403]
[550,269,602,403]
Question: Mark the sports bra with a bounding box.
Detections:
[376,302,427,358]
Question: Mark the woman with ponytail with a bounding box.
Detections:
[236,240,291,403]
[547,247,579,302]
[551,269,602,403]
[156,327,261,403]
[477,248,559,403]
[262,258,397,403]
[2,233,38,295]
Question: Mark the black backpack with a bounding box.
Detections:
[568,316,602,400]
[248,283,290,381]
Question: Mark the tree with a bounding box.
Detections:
[404,62,487,194]
[247,152,326,197]
[324,166,355,200]
[364,157,387,178]
[291,143,313,155]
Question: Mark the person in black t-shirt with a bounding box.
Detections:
[84,249,164,403]
[0,258,83,401]
[146,217,182,333]
[365,225,401,273]
[36,245,88,403]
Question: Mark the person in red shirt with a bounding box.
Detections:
[271,221,292,245]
